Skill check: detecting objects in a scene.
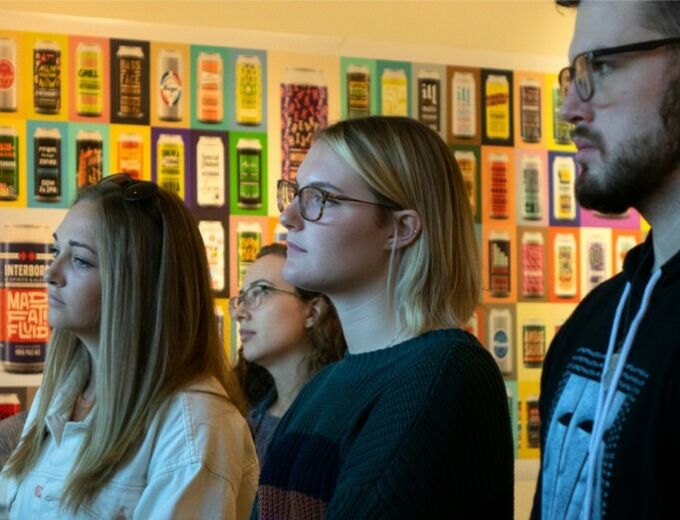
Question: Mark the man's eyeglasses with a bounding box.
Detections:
[98,173,159,202]
[229,283,300,315]
[277,179,398,222]
[559,37,680,102]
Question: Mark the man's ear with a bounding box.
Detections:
[385,209,422,250]
[305,296,327,329]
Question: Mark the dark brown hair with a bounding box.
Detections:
[556,1,680,39]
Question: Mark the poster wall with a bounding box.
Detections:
[0,25,647,459]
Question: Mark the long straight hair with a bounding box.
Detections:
[318,117,480,335]
[4,181,245,511]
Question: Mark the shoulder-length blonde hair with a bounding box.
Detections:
[4,179,244,511]
[317,116,480,335]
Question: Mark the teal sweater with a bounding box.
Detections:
[250,329,514,519]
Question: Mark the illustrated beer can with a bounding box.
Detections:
[237,222,262,287]
[117,132,143,179]
[157,49,183,122]
[554,233,577,298]
[381,68,407,116]
[0,394,21,420]
[615,235,637,273]
[33,40,61,114]
[197,52,223,124]
[520,78,541,143]
[346,64,370,119]
[552,155,576,221]
[527,396,541,448]
[452,71,476,138]
[521,154,542,220]
[196,135,225,207]
[417,69,441,132]
[489,152,509,219]
[236,138,262,209]
[521,231,544,298]
[586,237,607,291]
[281,67,328,181]
[0,224,51,373]
[116,45,144,119]
[75,42,103,117]
[0,38,18,112]
[0,127,19,201]
[235,54,262,125]
[76,130,103,188]
[454,150,476,217]
[489,308,512,375]
[523,320,546,367]
[485,74,510,140]
[156,133,184,197]
[553,73,572,145]
[33,127,61,202]
[198,220,225,292]
[489,230,511,297]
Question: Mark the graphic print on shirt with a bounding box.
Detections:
[541,347,649,520]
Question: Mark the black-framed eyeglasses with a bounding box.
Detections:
[559,37,680,102]
[98,173,159,202]
[277,179,399,222]
[229,283,300,315]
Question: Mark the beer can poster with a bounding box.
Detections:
[33,39,62,115]
[150,127,189,200]
[280,67,328,181]
[376,60,410,118]
[228,132,268,216]
[514,71,545,147]
[447,66,482,146]
[189,131,227,211]
[229,48,267,131]
[0,225,51,373]
[412,63,446,138]
[340,57,376,121]
[190,45,229,130]
[68,36,110,122]
[483,225,516,303]
[26,120,69,209]
[72,123,109,189]
[482,147,516,224]
[481,68,514,147]
[110,39,150,125]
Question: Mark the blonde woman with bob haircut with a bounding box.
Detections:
[1,175,258,519]
[250,116,513,519]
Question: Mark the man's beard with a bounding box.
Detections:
[574,79,680,215]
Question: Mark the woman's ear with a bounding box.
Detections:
[385,209,422,251]
[305,297,327,329]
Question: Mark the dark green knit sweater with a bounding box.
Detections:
[251,328,514,519]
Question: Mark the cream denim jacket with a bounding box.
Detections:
[0,366,259,519]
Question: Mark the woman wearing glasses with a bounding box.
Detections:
[1,175,258,519]
[231,243,345,464]
[251,117,513,519]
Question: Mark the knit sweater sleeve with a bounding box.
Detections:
[325,340,514,519]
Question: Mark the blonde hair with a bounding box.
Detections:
[318,116,480,335]
[4,181,244,511]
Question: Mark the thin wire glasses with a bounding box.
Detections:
[229,283,300,315]
[98,173,159,202]
[559,37,680,102]
[277,179,398,222]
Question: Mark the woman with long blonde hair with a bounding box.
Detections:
[250,116,513,519]
[1,175,258,518]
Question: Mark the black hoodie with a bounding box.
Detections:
[532,232,680,519]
